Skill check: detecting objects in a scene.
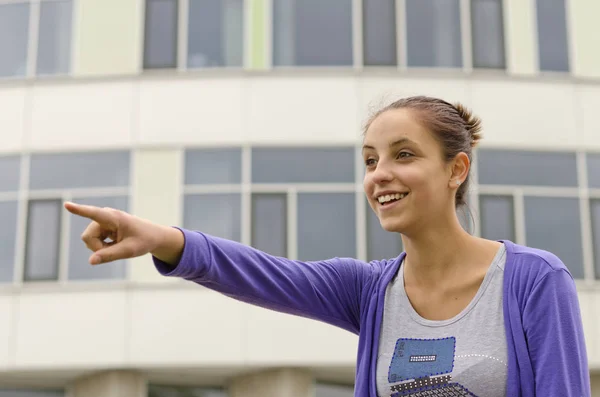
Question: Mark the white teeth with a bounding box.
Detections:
[377,193,408,203]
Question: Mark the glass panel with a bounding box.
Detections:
[144,0,178,69]
[366,200,402,261]
[251,193,287,257]
[586,153,600,189]
[524,197,584,279]
[148,385,226,397]
[315,384,355,397]
[0,155,21,192]
[0,3,29,77]
[297,193,355,261]
[0,390,64,397]
[184,194,241,241]
[24,200,61,281]
[406,0,462,68]
[536,0,569,72]
[37,0,72,75]
[479,195,515,242]
[29,151,130,190]
[185,148,242,184]
[188,0,243,68]
[477,150,577,187]
[251,147,355,183]
[471,0,505,69]
[68,196,128,281]
[591,199,600,279]
[273,0,353,66]
[0,201,18,283]
[363,0,397,66]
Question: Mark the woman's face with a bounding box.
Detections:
[362,108,458,235]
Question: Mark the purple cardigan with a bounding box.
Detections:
[153,229,591,396]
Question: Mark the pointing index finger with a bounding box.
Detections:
[64,202,115,225]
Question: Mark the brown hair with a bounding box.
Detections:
[363,95,483,208]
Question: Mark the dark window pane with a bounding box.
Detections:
[0,3,29,77]
[188,0,243,68]
[252,147,355,183]
[0,155,21,192]
[406,0,462,68]
[29,151,130,190]
[68,196,128,281]
[144,0,178,69]
[297,193,355,261]
[536,0,569,72]
[185,148,242,184]
[477,150,578,187]
[471,0,505,69]
[273,0,353,66]
[36,0,72,75]
[366,201,402,261]
[0,390,64,397]
[0,201,18,283]
[184,194,241,241]
[24,200,61,281]
[591,200,600,279]
[587,153,600,189]
[524,197,583,279]
[315,383,354,397]
[363,0,397,66]
[479,195,515,241]
[251,194,287,257]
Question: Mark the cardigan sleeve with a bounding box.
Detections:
[522,268,591,396]
[152,228,379,334]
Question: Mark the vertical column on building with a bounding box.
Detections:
[568,0,600,79]
[503,0,538,76]
[69,371,147,397]
[228,368,314,397]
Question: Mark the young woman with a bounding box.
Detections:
[65,96,590,396]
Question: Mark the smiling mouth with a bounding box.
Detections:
[377,192,409,206]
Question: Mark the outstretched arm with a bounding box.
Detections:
[523,268,591,396]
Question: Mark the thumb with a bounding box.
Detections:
[90,239,142,265]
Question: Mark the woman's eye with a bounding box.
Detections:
[397,151,413,159]
[365,158,376,166]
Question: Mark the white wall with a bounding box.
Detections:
[0,74,599,155]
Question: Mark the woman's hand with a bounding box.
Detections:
[64,202,184,266]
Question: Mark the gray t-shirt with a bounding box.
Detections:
[376,245,508,397]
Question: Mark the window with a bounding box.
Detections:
[0,2,29,77]
[143,0,244,69]
[148,385,226,397]
[366,200,402,262]
[587,153,600,189]
[477,150,578,187]
[524,197,584,279]
[363,0,397,66]
[0,390,64,397]
[0,155,21,192]
[184,194,242,242]
[251,147,355,183]
[297,193,355,261]
[252,193,287,257]
[405,0,462,68]
[37,0,73,75]
[272,0,353,66]
[0,0,72,78]
[187,0,244,68]
[535,0,569,72]
[479,195,515,242]
[22,151,131,283]
[0,201,18,283]
[185,148,242,185]
[68,196,128,281]
[144,0,178,69]
[471,0,505,69]
[590,199,600,279]
[24,199,62,282]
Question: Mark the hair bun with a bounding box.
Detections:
[453,103,482,148]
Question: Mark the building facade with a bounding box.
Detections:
[0,0,599,396]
